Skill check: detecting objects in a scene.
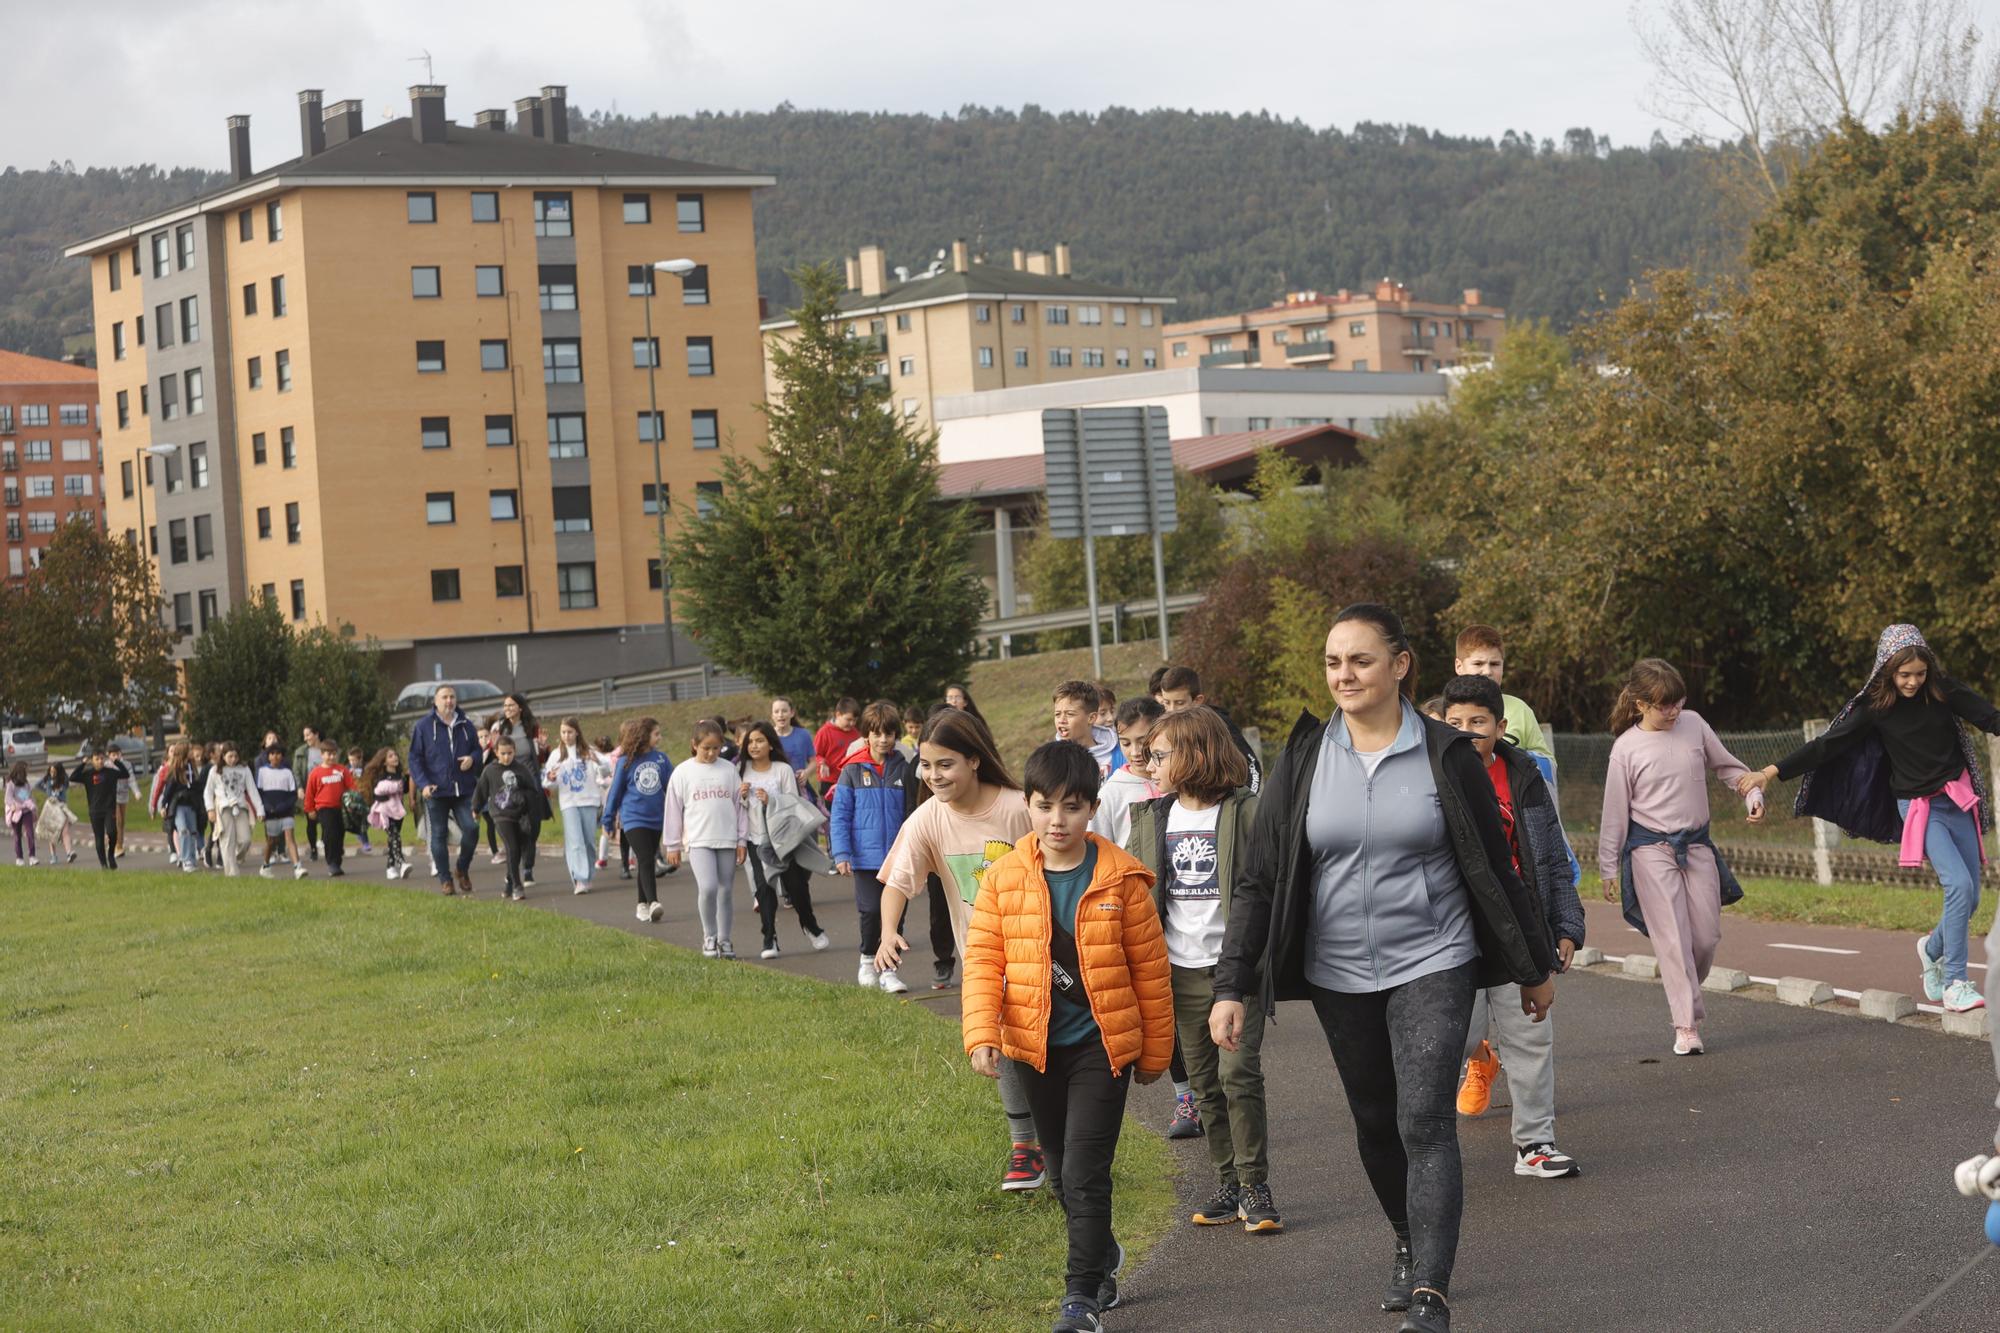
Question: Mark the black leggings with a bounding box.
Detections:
[749,852,821,939]
[626,827,662,904]
[1018,1040,1131,1303]
[1308,961,1477,1296]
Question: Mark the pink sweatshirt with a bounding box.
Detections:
[1597,709,1752,882]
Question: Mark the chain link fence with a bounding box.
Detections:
[1552,724,1996,887]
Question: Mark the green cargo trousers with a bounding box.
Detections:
[1171,962,1270,1186]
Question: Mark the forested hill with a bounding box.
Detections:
[0,109,1733,359]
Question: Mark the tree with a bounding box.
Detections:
[183,597,292,748]
[278,624,393,754]
[669,264,988,712]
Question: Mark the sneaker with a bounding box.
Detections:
[508,888,523,901]
[857,958,879,987]
[13,858,22,868]
[1457,1040,1498,1115]
[258,865,275,879]
[180,863,195,874]
[778,891,792,908]
[1191,1181,1241,1225]
[1051,1300,1101,1333]
[385,866,397,880]
[1167,1090,1204,1139]
[1099,1237,1125,1311]
[1918,936,1947,1003]
[293,864,309,880]
[595,857,608,869]
[620,865,632,879]
[329,869,346,878]
[1515,1142,1580,1178]
[1382,1235,1416,1312]
[1238,1181,1283,1233]
[438,878,456,896]
[455,871,473,897]
[490,852,507,865]
[636,903,650,922]
[808,930,831,952]
[648,901,664,923]
[573,882,588,895]
[933,960,955,989]
[877,968,909,994]
[1002,1144,1046,1192]
[521,873,534,887]
[1944,979,1987,1013]
[1398,1288,1451,1333]
[1673,1026,1704,1056]
[760,939,781,960]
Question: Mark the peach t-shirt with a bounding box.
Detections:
[881,786,1031,954]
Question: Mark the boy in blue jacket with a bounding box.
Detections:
[831,701,914,994]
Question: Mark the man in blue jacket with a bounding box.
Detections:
[410,683,482,895]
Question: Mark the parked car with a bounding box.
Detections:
[68,737,151,781]
[395,678,506,712]
[2,727,47,770]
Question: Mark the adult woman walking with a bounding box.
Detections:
[497,694,548,886]
[1209,603,1556,1333]
[1742,624,2000,1014]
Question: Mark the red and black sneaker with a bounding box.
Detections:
[1001,1143,1046,1192]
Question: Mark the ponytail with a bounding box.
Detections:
[1610,658,1687,735]
[1331,601,1419,702]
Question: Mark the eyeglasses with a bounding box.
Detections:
[1147,748,1174,766]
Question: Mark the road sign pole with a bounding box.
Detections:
[1140,409,1171,660]
[1074,409,1104,679]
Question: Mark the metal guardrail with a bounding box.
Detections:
[978,590,1205,641]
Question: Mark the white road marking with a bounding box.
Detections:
[1767,943,1860,956]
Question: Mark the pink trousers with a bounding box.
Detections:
[1631,842,1722,1029]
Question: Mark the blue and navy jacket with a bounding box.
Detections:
[829,751,912,872]
[410,708,482,800]
[602,749,673,833]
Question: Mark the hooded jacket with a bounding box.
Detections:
[410,709,482,800]
[829,750,913,871]
[1491,740,1586,951]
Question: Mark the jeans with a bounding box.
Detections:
[1309,960,1478,1297]
[1902,797,1984,983]
[1018,1040,1132,1304]
[1463,983,1557,1148]
[1172,962,1270,1186]
[173,804,201,868]
[426,793,477,885]
[558,805,599,885]
[687,846,737,945]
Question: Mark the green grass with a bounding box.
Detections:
[1721,875,1999,935]
[0,872,1175,1330]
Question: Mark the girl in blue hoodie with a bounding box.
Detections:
[602,715,674,924]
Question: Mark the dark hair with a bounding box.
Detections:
[1115,696,1166,731]
[1150,706,1248,804]
[943,684,985,723]
[1023,740,1102,806]
[834,696,861,719]
[691,718,727,746]
[1093,681,1117,710]
[504,693,539,739]
[1610,659,1687,735]
[917,707,1019,802]
[593,734,617,754]
[7,761,26,787]
[1052,679,1100,710]
[491,734,516,753]
[618,716,659,755]
[1441,673,1504,719]
[1331,602,1419,702]
[360,747,400,792]
[1147,664,1171,698]
[860,700,902,736]
[553,716,593,760]
[1158,664,1203,697]
[90,742,107,757]
[1867,645,1948,711]
[738,721,785,775]
[1419,695,1445,719]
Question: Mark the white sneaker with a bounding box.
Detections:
[636,903,650,922]
[12,858,21,868]
[718,940,736,961]
[490,852,507,865]
[1672,1026,1704,1056]
[857,958,879,988]
[573,882,588,895]
[385,865,397,879]
[809,930,831,952]
[180,863,195,874]
[760,941,781,959]
[1918,936,1947,1003]
[701,937,719,958]
[293,864,309,880]
[877,969,909,995]
[1943,979,1986,1013]
[648,901,664,922]
[258,865,275,879]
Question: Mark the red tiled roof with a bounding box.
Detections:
[0,348,96,386]
[936,423,1363,500]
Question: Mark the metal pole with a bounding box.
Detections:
[1140,409,1171,660]
[643,278,677,668]
[1073,409,1103,679]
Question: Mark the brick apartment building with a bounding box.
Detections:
[0,349,104,579]
[1163,280,1506,374]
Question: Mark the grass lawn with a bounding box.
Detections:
[0,871,1175,1330]
[1723,874,1998,936]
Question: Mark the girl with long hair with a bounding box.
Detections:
[204,742,265,877]
[738,720,829,958]
[663,718,748,959]
[361,747,412,880]
[943,683,986,724]
[601,717,672,924]
[6,761,36,865]
[544,718,608,896]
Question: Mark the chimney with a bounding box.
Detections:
[1054,242,1072,277]
[1374,277,1400,302]
[410,84,447,144]
[475,108,508,131]
[226,115,252,181]
[1011,247,1025,270]
[844,256,861,290]
[324,99,364,145]
[950,238,969,273]
[539,85,568,144]
[858,245,888,298]
[298,90,325,158]
[515,96,544,138]
[1025,251,1051,276]
[1462,288,1482,307]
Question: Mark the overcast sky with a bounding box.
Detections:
[5,0,1998,170]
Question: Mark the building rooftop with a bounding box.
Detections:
[764,260,1171,328]
[936,423,1364,501]
[0,348,97,386]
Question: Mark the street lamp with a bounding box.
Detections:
[132,442,177,570]
[643,257,698,668]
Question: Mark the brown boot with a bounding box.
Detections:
[455,869,474,896]
[437,877,455,895]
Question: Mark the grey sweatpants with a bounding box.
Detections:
[1463,983,1556,1148]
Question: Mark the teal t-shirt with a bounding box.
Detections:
[1045,844,1101,1050]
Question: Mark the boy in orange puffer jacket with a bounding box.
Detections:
[964,741,1174,1333]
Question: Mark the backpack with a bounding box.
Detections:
[342,787,369,833]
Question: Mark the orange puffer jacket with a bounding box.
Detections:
[961,832,1175,1076]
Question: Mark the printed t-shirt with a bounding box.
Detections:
[880,787,1031,956]
[1162,802,1225,968]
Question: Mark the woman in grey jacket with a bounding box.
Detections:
[1210,603,1557,1333]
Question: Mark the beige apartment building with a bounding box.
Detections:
[1163,280,1505,374]
[760,242,1173,431]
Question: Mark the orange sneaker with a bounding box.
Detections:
[1457,1040,1499,1116]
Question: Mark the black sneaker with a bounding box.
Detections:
[1191,1181,1241,1225]
[1167,1090,1204,1139]
[1051,1299,1101,1333]
[1382,1236,1416,1311]
[1515,1142,1579,1178]
[1238,1182,1282,1233]
[1098,1238,1124,1311]
[1398,1289,1450,1333]
[933,960,955,990]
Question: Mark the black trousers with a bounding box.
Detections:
[90,807,117,868]
[749,852,821,940]
[1308,960,1477,1296]
[1019,1040,1131,1303]
[626,827,662,904]
[321,816,346,871]
[924,873,958,966]
[302,809,320,855]
[496,818,528,892]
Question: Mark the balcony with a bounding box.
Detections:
[853,332,888,354]
[1461,336,1496,356]
[2,495,17,509]
[1284,340,1335,362]
[1403,334,1435,353]
[861,372,890,391]
[1200,348,1260,368]
[0,456,14,471]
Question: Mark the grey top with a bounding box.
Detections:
[1304,700,1478,993]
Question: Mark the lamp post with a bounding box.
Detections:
[131,442,176,578]
[642,258,697,669]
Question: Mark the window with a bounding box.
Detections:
[116,391,130,428]
[1014,348,1029,368]
[543,339,581,384]
[271,275,287,317]
[1082,348,1104,368]
[23,441,50,463]
[975,304,992,323]
[1113,306,1128,326]
[27,506,54,526]
[1139,307,1155,327]
[430,569,461,602]
[1210,337,1234,353]
[557,561,596,609]
[695,480,722,519]
[533,192,573,237]
[648,557,666,590]
[63,475,93,497]
[158,374,179,421]
[1048,347,1073,367]
[155,303,172,349]
[0,404,10,429]
[173,592,193,636]
[193,513,213,560]
[151,233,170,278]
[1428,321,1439,337]
[276,349,292,391]
[547,414,587,458]
[289,580,305,621]
[1171,341,1188,358]
[425,492,456,525]
[1141,348,1157,368]
[485,415,514,447]
[641,483,667,515]
[416,341,446,373]
[1349,320,1367,337]
[421,417,451,450]
[475,265,504,298]
[189,441,209,489]
[259,582,275,605]
[676,193,705,232]
[243,282,258,316]
[285,502,300,543]
[685,337,713,377]
[632,337,660,369]
[471,191,499,223]
[977,347,994,369]
[198,590,218,632]
[168,518,188,564]
[1010,304,1026,323]
[184,368,204,415]
[1079,305,1102,326]
[1247,416,1272,430]
[411,266,441,298]
[176,223,194,271]
[623,193,651,223]
[406,191,436,223]
[902,398,919,419]
[267,201,283,241]
[682,264,708,305]
[627,265,655,296]
[134,315,144,348]
[898,356,915,377]
[480,340,509,372]
[894,313,912,332]
[1046,305,1070,325]
[112,322,126,360]
[59,404,88,427]
[690,410,719,449]
[252,432,267,465]
[108,258,121,293]
[869,318,887,336]
[489,489,518,521]
[130,243,140,277]
[538,265,576,310]
[280,426,296,469]
[247,356,262,389]
[238,208,253,242]
[257,507,272,540]
[637,411,664,443]
[1114,348,1130,368]
[551,486,593,533]
[179,296,199,343]
[1352,359,1369,371]
[494,565,524,598]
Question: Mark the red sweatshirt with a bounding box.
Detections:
[813,722,861,785]
[305,762,355,813]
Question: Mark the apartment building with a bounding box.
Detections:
[66,84,772,685]
[1163,281,1505,374]
[760,242,1173,431]
[0,349,104,580]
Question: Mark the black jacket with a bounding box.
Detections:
[1491,740,1586,952]
[79,762,128,818]
[1212,709,1555,1016]
[1209,705,1265,796]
